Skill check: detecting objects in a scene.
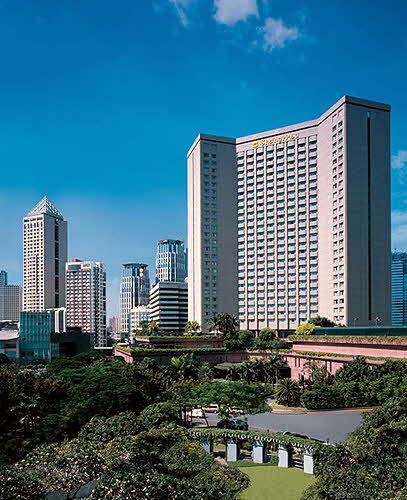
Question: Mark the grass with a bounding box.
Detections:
[238,466,315,500]
[271,402,306,411]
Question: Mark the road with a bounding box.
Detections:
[205,409,369,443]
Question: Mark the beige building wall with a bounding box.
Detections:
[187,134,238,330]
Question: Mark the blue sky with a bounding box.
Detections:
[0,0,406,316]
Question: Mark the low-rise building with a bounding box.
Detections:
[19,310,90,362]
[0,321,19,359]
[149,282,188,332]
[129,305,152,333]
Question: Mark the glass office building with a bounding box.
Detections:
[19,311,59,361]
[392,252,407,326]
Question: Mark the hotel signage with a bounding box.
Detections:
[252,132,299,148]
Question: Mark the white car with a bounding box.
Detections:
[202,404,220,413]
[186,408,205,418]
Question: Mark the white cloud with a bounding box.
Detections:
[170,0,191,27]
[214,0,258,26]
[392,210,407,226]
[260,17,299,51]
[392,150,407,170]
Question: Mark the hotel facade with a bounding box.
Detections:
[188,96,391,330]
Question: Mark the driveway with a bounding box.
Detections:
[205,409,369,443]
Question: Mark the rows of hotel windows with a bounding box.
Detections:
[201,148,219,317]
[236,136,319,324]
[331,115,345,322]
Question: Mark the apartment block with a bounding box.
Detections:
[0,285,22,322]
[65,259,107,347]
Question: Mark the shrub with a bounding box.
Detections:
[295,323,318,335]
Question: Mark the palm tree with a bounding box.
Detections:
[184,321,201,336]
[267,353,287,384]
[208,312,239,337]
[275,378,301,407]
[170,353,199,379]
[148,321,159,334]
[225,365,242,381]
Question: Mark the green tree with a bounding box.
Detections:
[138,320,150,334]
[137,402,180,431]
[275,378,301,407]
[334,356,372,383]
[308,316,336,327]
[302,396,407,500]
[190,381,272,418]
[184,321,201,335]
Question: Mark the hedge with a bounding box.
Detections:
[116,347,227,354]
[188,428,323,450]
[133,335,223,340]
[289,335,407,344]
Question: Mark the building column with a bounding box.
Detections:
[303,448,314,474]
[226,438,239,462]
[278,444,289,468]
[252,440,267,463]
[199,436,213,454]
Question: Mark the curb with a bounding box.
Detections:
[272,407,376,415]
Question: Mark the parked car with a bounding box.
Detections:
[185,408,204,418]
[217,418,249,431]
[281,431,309,439]
[228,407,244,415]
[203,404,220,413]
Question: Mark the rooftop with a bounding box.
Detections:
[27,196,64,219]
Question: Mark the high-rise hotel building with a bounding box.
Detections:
[23,197,68,311]
[65,259,107,346]
[188,96,391,330]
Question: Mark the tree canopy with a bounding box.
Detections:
[302,396,407,500]
[189,381,272,417]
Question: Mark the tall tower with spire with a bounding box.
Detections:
[23,197,68,311]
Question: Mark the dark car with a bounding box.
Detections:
[217,418,249,431]
[281,430,309,439]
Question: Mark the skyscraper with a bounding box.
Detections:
[0,285,22,321]
[155,239,187,283]
[23,197,68,311]
[188,95,391,330]
[0,271,8,286]
[119,263,150,334]
[392,252,407,326]
[65,259,107,347]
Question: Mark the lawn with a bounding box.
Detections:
[238,466,315,500]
